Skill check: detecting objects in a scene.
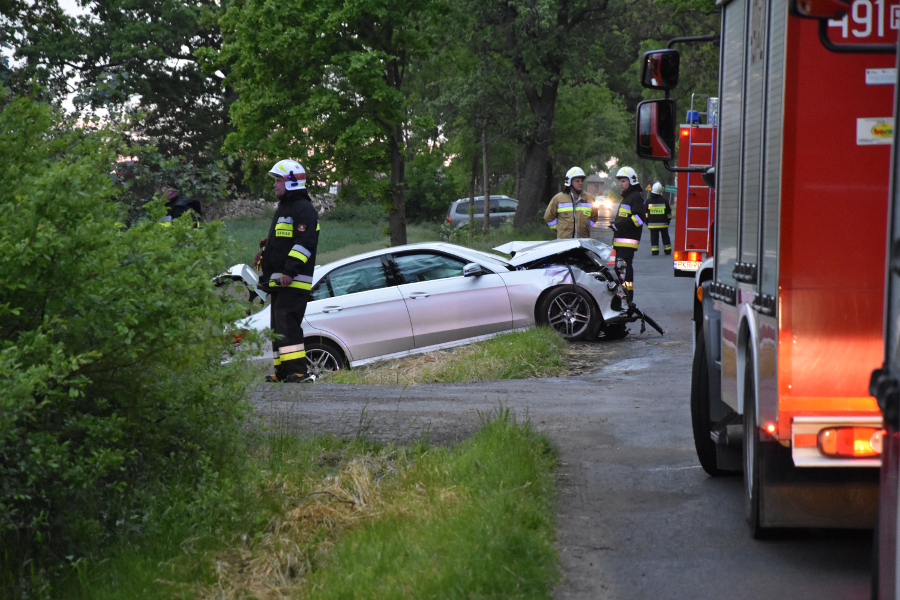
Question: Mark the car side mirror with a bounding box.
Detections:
[463,263,485,277]
[640,49,680,91]
[635,99,677,161]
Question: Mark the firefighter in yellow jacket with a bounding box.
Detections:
[544,167,599,238]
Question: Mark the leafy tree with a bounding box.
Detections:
[211,0,449,246]
[0,94,254,589]
[9,0,232,164]
[449,0,617,228]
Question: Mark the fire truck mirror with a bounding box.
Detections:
[635,99,676,161]
[640,49,680,91]
[790,0,849,19]
[701,167,716,190]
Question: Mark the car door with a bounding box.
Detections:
[489,198,504,227]
[390,251,512,348]
[497,198,517,226]
[304,257,414,360]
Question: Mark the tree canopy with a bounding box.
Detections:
[5,0,721,232]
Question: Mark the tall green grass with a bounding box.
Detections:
[52,413,559,599]
[329,327,568,385]
[301,411,559,599]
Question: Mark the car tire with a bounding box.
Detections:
[537,285,600,342]
[691,333,727,476]
[305,339,346,377]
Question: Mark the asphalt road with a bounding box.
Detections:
[249,224,873,599]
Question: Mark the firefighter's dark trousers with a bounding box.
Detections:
[649,227,671,255]
[270,288,310,377]
[615,246,636,303]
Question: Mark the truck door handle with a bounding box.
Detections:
[322,306,343,313]
[408,292,431,299]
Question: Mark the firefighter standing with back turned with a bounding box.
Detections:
[255,159,320,383]
[646,182,672,256]
[544,166,599,238]
[611,167,645,303]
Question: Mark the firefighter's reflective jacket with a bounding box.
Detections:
[645,192,672,229]
[259,191,319,292]
[544,191,598,238]
[612,185,646,249]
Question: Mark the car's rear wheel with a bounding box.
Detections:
[538,285,600,342]
[305,340,346,377]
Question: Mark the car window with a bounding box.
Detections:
[310,279,332,300]
[327,258,389,297]
[393,253,468,283]
[498,199,517,213]
[455,200,484,214]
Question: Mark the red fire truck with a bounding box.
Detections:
[672,95,717,278]
[636,0,896,536]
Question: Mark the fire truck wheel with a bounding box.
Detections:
[743,351,768,539]
[690,333,726,475]
[537,286,600,342]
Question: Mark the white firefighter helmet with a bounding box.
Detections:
[268,159,307,190]
[616,166,639,186]
[651,182,664,194]
[564,166,586,187]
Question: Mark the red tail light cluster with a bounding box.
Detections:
[817,427,883,458]
[673,251,702,262]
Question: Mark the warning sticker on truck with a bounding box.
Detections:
[857,117,893,145]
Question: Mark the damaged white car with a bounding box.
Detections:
[217,238,662,374]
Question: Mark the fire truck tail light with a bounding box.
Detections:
[681,129,690,137]
[688,252,700,262]
[765,423,776,435]
[817,427,883,458]
[673,251,683,260]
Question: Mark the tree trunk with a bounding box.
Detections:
[468,152,477,242]
[482,124,490,236]
[388,125,407,246]
[514,146,521,201]
[513,139,552,229]
[512,82,558,229]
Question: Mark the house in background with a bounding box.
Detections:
[584,173,604,197]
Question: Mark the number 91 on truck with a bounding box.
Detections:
[634,0,896,537]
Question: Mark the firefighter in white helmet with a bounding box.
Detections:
[255,159,320,383]
[611,166,646,302]
[544,166,599,238]
[646,182,672,256]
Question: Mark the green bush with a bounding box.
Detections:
[0,95,255,593]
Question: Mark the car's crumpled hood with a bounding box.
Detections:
[496,238,614,267]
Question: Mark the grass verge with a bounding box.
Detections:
[219,213,441,268]
[219,208,555,270]
[55,411,558,600]
[326,327,568,385]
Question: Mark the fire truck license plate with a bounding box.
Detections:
[675,261,701,271]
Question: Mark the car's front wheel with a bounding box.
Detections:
[537,285,600,342]
[305,339,346,377]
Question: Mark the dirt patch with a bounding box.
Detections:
[563,341,621,376]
